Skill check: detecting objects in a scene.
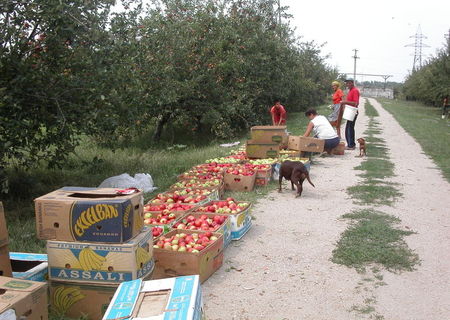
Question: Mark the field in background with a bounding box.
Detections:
[379,98,450,182]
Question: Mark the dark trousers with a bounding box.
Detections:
[345,114,358,148]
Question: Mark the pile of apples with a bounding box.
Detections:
[153,232,219,253]
[281,157,307,163]
[144,203,194,213]
[205,157,241,164]
[195,198,250,214]
[248,159,276,165]
[191,165,224,173]
[173,214,227,231]
[171,179,221,189]
[179,172,223,180]
[144,212,179,225]
[225,165,255,176]
[251,164,272,171]
[152,226,164,238]
[149,192,209,204]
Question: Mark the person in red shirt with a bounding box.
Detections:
[328,81,345,137]
[340,79,360,150]
[270,99,287,125]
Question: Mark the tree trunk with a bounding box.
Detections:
[153,113,170,142]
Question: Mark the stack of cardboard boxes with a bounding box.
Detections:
[0,202,49,320]
[34,187,154,320]
[246,126,288,159]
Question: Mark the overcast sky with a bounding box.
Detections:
[282,0,450,82]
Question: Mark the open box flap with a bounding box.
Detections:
[9,252,48,262]
[103,279,143,320]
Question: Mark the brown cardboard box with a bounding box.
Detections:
[152,230,224,283]
[0,245,12,277]
[331,142,345,155]
[250,126,287,144]
[49,280,118,320]
[0,202,9,247]
[246,141,279,159]
[223,172,256,192]
[288,136,302,151]
[47,227,154,285]
[298,137,325,153]
[34,187,144,243]
[0,276,48,320]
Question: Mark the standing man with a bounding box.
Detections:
[270,99,287,126]
[341,79,360,150]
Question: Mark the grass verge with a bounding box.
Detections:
[378,98,450,182]
[332,209,419,272]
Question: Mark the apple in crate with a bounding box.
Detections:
[153,232,219,253]
[173,214,227,231]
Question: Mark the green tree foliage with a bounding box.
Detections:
[1,0,336,189]
[402,35,450,106]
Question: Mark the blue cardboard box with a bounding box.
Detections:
[103,275,204,320]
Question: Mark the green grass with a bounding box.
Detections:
[364,100,380,117]
[285,105,329,135]
[332,209,419,272]
[379,98,450,182]
[347,183,402,206]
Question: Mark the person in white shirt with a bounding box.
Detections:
[303,109,340,154]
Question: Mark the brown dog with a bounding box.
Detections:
[278,160,315,198]
[357,138,366,157]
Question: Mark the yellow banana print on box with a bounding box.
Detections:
[79,247,106,271]
[136,247,151,267]
[52,285,86,315]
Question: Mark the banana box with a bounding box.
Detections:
[0,276,48,320]
[34,187,144,243]
[9,252,48,282]
[47,227,154,285]
[223,203,252,240]
[103,275,204,320]
[49,280,118,320]
[153,230,224,283]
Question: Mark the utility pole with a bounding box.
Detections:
[352,49,359,84]
[405,25,429,71]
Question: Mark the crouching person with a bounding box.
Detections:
[303,109,340,154]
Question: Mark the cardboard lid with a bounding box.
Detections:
[0,277,45,292]
[34,187,142,202]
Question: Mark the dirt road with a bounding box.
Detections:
[202,98,450,320]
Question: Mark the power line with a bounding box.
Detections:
[405,25,429,71]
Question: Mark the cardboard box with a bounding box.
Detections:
[255,177,270,186]
[223,172,256,192]
[0,276,48,320]
[49,280,118,320]
[288,135,302,151]
[331,142,345,155]
[47,227,154,285]
[223,203,252,240]
[250,126,287,144]
[10,252,48,282]
[298,137,325,153]
[152,230,224,283]
[246,141,279,159]
[0,202,8,247]
[0,246,12,277]
[34,187,144,243]
[103,275,204,320]
[176,212,232,248]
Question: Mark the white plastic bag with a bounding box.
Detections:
[99,173,157,193]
